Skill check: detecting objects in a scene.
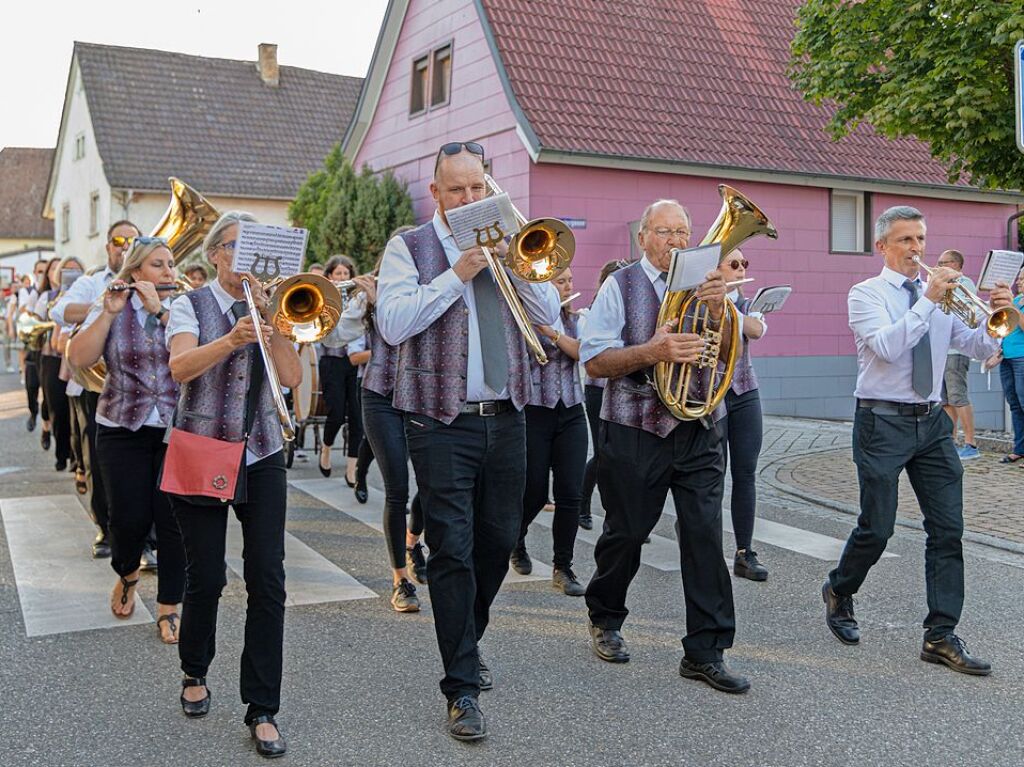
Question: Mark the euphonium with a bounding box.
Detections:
[654,185,778,420]
[16,314,56,351]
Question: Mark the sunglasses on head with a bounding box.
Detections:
[727,258,749,270]
[434,141,485,172]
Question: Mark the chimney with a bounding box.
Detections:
[257,43,279,87]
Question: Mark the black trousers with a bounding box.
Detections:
[74,391,110,535]
[96,425,184,604]
[361,389,423,569]
[406,408,525,700]
[320,355,362,454]
[24,350,40,417]
[586,419,735,662]
[830,405,964,641]
[519,402,587,567]
[722,388,763,552]
[39,354,71,464]
[580,384,605,516]
[171,452,287,723]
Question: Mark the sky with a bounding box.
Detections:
[0,0,390,150]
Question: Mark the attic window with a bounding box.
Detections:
[73,133,86,161]
[431,45,452,107]
[410,55,429,115]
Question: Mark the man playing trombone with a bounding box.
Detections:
[376,142,560,742]
[824,205,1013,675]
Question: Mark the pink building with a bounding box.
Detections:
[344,0,1022,426]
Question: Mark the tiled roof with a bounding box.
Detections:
[0,148,55,239]
[75,42,363,198]
[478,0,965,187]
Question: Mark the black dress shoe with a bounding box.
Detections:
[26,414,36,432]
[180,676,211,718]
[478,652,493,691]
[54,459,67,472]
[92,534,111,559]
[354,477,368,504]
[734,549,769,581]
[589,622,630,663]
[578,513,593,531]
[509,544,532,575]
[41,429,51,450]
[552,566,586,596]
[678,657,751,694]
[920,634,992,676]
[822,581,860,645]
[406,542,428,584]
[248,714,287,758]
[447,696,486,741]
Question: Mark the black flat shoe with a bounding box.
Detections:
[589,622,630,663]
[180,676,211,718]
[54,459,67,472]
[921,634,992,676]
[734,549,769,581]
[318,451,331,478]
[822,581,860,645]
[92,533,111,559]
[447,696,486,742]
[41,429,51,450]
[478,651,493,691]
[578,513,593,531]
[248,714,287,758]
[26,414,36,432]
[678,657,751,694]
[354,477,368,504]
[509,544,532,575]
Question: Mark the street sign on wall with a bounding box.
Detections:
[1016,40,1024,154]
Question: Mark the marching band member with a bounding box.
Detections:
[824,206,1011,675]
[19,259,48,433]
[376,142,560,741]
[511,267,588,597]
[33,257,67,467]
[67,238,184,641]
[718,249,770,581]
[167,211,300,758]
[581,199,749,694]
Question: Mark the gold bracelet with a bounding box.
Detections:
[553,331,561,344]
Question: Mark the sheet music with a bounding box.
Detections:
[231,222,308,280]
[666,245,720,292]
[444,194,519,251]
[747,285,792,314]
[977,250,1024,291]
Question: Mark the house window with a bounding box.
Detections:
[60,203,70,243]
[89,192,100,236]
[830,190,868,253]
[410,55,429,115]
[73,133,85,161]
[431,44,452,107]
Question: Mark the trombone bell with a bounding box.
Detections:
[270,273,342,344]
[507,218,575,283]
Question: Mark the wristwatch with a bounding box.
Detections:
[154,307,167,321]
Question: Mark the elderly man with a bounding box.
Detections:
[823,206,1013,675]
[376,142,560,741]
[581,199,749,694]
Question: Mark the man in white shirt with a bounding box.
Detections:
[824,205,1013,675]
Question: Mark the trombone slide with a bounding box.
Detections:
[241,276,296,442]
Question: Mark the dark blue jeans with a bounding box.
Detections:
[999,356,1024,455]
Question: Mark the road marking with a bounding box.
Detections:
[1,495,153,637]
[530,511,683,571]
[0,466,25,477]
[290,477,553,583]
[224,517,376,607]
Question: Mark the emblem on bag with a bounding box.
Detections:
[212,475,228,491]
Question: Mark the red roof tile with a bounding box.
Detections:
[478,0,965,187]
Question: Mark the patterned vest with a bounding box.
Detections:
[730,296,760,396]
[98,302,178,431]
[530,310,583,408]
[362,320,398,397]
[174,287,281,458]
[391,221,531,424]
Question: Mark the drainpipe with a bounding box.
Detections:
[1008,209,1024,251]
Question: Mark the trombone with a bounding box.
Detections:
[912,256,1019,338]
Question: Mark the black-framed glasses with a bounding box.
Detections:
[434,141,485,173]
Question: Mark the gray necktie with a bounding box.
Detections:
[903,279,932,399]
[230,300,248,321]
[471,268,509,393]
[143,313,159,338]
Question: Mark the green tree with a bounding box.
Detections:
[289,146,414,271]
[790,0,1024,190]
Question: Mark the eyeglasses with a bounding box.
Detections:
[434,141,485,173]
[650,228,691,239]
[727,258,749,270]
[213,239,237,253]
[109,235,135,248]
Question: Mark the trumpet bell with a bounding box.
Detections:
[507,218,575,282]
[270,273,342,344]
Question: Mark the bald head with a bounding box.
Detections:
[430,150,488,224]
[638,199,693,272]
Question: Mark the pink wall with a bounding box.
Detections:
[355,0,532,220]
[530,163,1017,357]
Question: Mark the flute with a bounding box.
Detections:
[560,291,581,307]
[724,278,755,288]
[108,283,179,293]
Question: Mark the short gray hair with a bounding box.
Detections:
[203,211,257,256]
[874,206,924,242]
[640,199,691,231]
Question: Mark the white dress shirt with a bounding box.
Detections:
[51,267,114,327]
[321,291,368,349]
[347,334,367,378]
[376,211,561,402]
[580,255,666,365]
[728,289,768,339]
[849,266,999,403]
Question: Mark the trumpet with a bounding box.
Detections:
[912,256,1019,338]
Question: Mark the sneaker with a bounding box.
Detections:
[552,566,586,596]
[406,542,428,585]
[957,444,981,461]
[390,579,420,612]
[733,549,769,581]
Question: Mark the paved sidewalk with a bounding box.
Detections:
[759,416,1024,548]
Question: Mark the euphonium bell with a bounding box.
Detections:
[269,273,342,344]
[507,218,575,282]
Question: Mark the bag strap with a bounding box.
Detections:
[243,344,265,439]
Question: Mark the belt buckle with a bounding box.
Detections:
[478,401,498,417]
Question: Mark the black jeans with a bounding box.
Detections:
[24,349,40,417]
[96,425,184,604]
[40,354,71,464]
[586,419,735,663]
[830,405,964,641]
[75,391,110,535]
[519,402,587,568]
[320,355,362,454]
[405,408,525,700]
[171,452,287,723]
[580,385,604,517]
[361,389,423,569]
[722,388,763,551]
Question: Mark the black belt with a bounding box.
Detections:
[857,398,936,416]
[459,400,512,417]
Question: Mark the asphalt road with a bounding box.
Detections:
[0,370,1021,767]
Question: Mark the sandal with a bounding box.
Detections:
[999,454,1022,464]
[75,469,87,495]
[111,575,139,618]
[157,612,180,644]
